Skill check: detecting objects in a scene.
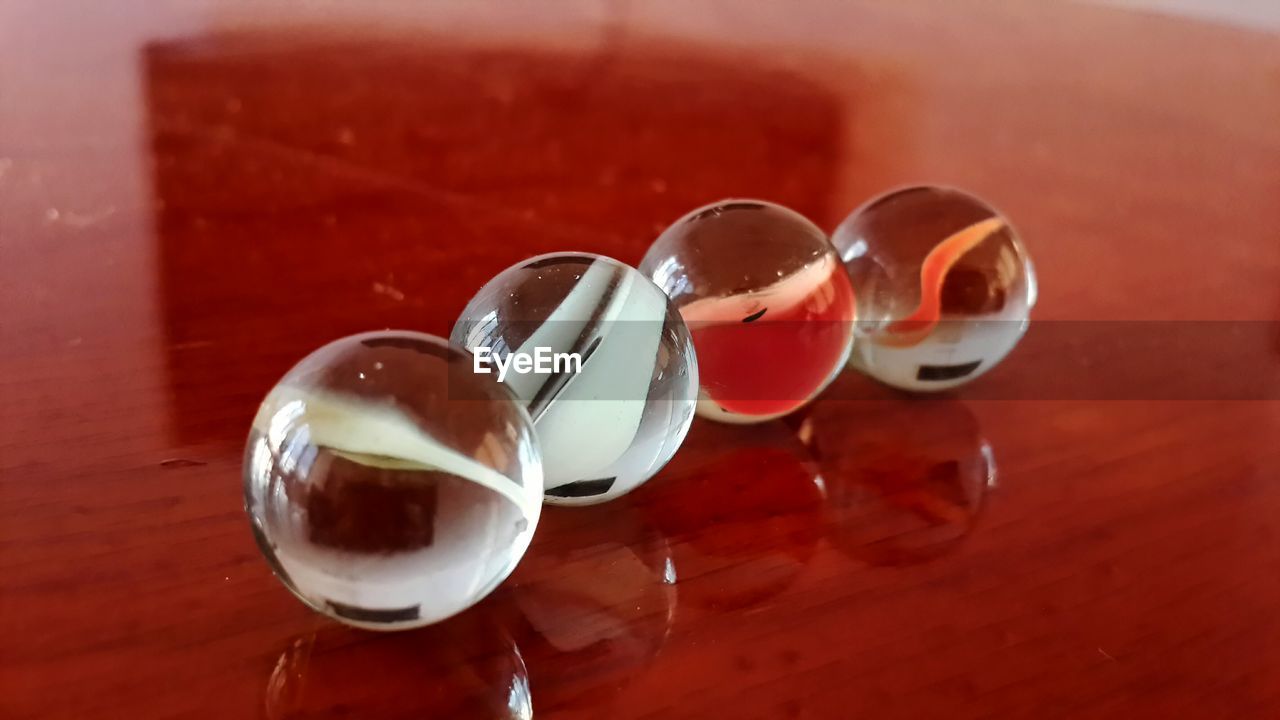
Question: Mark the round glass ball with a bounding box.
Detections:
[639,199,856,423]
[243,331,543,630]
[832,186,1037,391]
[452,252,698,505]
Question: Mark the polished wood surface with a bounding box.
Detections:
[3,1,1280,718]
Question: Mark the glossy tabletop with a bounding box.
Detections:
[3,1,1280,718]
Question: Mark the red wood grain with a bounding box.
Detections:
[2,1,1279,718]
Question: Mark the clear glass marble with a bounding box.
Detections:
[451,253,698,505]
[639,199,856,423]
[832,185,1037,391]
[243,331,543,630]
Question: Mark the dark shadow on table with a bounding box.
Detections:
[143,30,880,445]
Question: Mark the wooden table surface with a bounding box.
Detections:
[3,1,1280,718]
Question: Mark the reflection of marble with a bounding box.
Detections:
[643,420,823,610]
[797,378,992,566]
[507,502,675,714]
[264,611,530,720]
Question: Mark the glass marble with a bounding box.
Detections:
[451,252,698,506]
[639,199,856,423]
[243,331,543,631]
[832,185,1037,391]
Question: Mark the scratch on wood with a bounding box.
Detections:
[161,458,208,468]
[373,282,406,301]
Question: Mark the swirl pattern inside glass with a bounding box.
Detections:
[832,186,1036,391]
[640,200,856,423]
[243,331,543,630]
[452,252,698,505]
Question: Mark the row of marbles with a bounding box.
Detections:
[243,184,1036,630]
